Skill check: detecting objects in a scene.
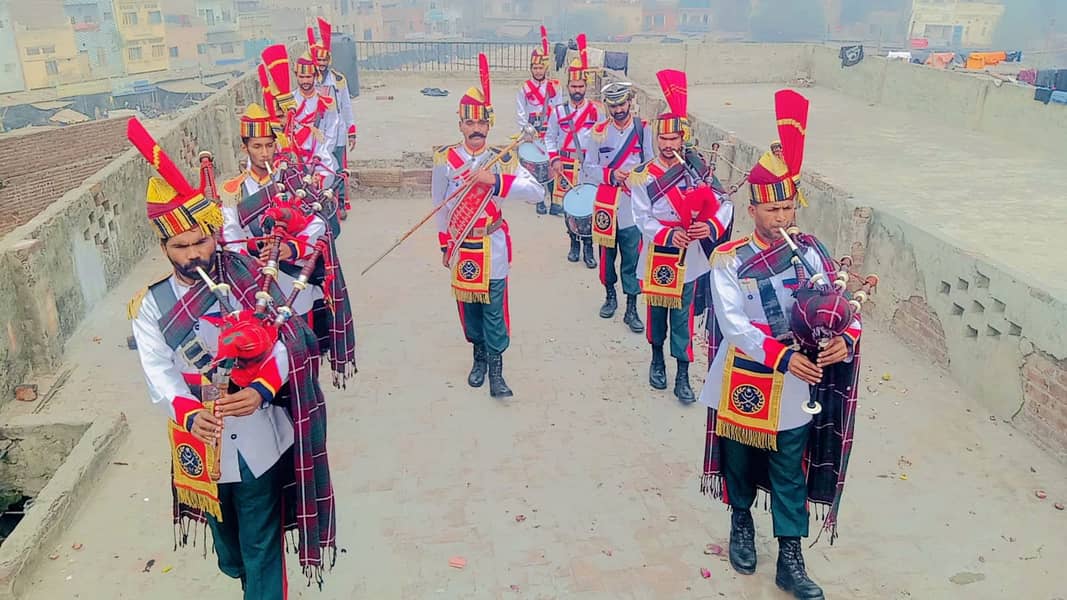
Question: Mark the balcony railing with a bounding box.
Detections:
[355,41,538,72]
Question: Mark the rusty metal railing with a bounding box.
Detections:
[355,41,538,72]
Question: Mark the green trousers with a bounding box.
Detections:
[457,278,510,355]
[646,280,695,361]
[599,225,641,296]
[721,423,811,538]
[207,454,285,600]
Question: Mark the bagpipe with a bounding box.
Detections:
[645,144,726,265]
[778,226,878,415]
[194,241,323,482]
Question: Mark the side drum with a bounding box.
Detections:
[563,183,596,239]
[518,141,550,184]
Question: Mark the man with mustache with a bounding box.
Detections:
[581,81,654,333]
[629,70,734,403]
[433,55,545,398]
[544,33,603,267]
[292,52,339,201]
[126,118,337,599]
[308,17,356,221]
[515,25,561,214]
[699,90,859,600]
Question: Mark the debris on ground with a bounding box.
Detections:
[448,556,466,569]
[700,567,712,579]
[142,559,155,573]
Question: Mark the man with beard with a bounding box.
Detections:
[581,81,654,333]
[515,25,561,215]
[308,17,356,221]
[699,91,859,600]
[433,55,545,398]
[292,52,339,193]
[125,118,337,599]
[544,33,603,267]
[630,69,734,403]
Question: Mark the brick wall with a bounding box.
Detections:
[1018,352,1067,460]
[0,118,130,235]
[890,296,951,370]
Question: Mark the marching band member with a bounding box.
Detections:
[699,90,861,600]
[434,55,544,398]
[515,25,561,215]
[309,17,357,221]
[630,69,733,404]
[581,81,654,334]
[545,33,603,267]
[125,118,337,599]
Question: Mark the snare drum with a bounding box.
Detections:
[563,183,596,239]
[518,142,550,184]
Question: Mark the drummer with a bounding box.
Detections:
[581,81,654,334]
[516,25,561,215]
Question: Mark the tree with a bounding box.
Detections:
[749,0,826,42]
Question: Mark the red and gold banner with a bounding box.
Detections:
[592,184,619,247]
[714,346,785,451]
[168,414,223,521]
[643,245,686,309]
[451,239,491,304]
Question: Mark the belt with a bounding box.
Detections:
[468,218,504,239]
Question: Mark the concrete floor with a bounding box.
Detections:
[8,77,1067,599]
[685,83,1067,299]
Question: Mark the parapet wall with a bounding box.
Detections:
[0,71,259,406]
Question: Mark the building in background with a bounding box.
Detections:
[163,12,208,69]
[382,0,426,39]
[678,0,712,34]
[64,0,124,78]
[0,0,26,92]
[12,0,92,89]
[642,0,679,34]
[908,0,1005,47]
[113,0,170,74]
[196,0,246,64]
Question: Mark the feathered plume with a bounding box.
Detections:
[317,17,332,53]
[126,117,198,202]
[540,25,548,56]
[774,89,809,178]
[576,33,588,68]
[656,69,688,119]
[478,53,491,107]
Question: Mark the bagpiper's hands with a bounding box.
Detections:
[816,336,849,368]
[670,227,691,249]
[190,410,222,445]
[687,221,711,241]
[217,387,264,418]
[788,353,823,385]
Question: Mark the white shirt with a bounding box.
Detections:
[544,99,603,161]
[317,69,355,144]
[293,91,339,188]
[432,143,545,279]
[515,78,562,129]
[580,117,655,230]
[132,275,295,483]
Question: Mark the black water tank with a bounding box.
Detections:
[329,33,360,97]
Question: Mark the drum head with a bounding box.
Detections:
[518,142,548,163]
[563,183,596,218]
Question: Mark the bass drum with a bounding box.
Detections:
[563,183,596,239]
[518,141,550,184]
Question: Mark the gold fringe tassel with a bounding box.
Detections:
[645,294,682,310]
[715,419,779,452]
[592,232,615,248]
[452,289,490,304]
[176,487,224,522]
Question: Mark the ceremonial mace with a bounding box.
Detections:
[360,125,537,276]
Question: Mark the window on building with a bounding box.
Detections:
[3,63,14,73]
[70,16,76,25]
[122,12,138,25]
[84,14,95,23]
[654,14,664,26]
[97,47,108,65]
[149,11,161,24]
[169,46,179,58]
[152,44,165,58]
[222,10,232,22]
[26,47,40,56]
[46,60,58,75]
[363,28,372,40]
[103,12,112,22]
[128,46,142,60]
[221,42,234,54]
[43,45,55,54]
[197,43,207,55]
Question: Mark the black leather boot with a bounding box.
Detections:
[487,353,513,398]
[535,201,547,215]
[649,345,667,390]
[567,236,580,262]
[623,294,644,333]
[729,509,757,575]
[467,344,487,388]
[582,239,597,269]
[674,359,695,403]
[599,285,617,318]
[775,538,825,599]
[549,203,563,216]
